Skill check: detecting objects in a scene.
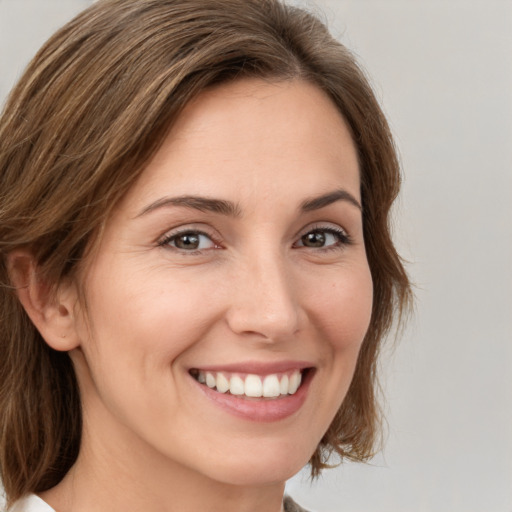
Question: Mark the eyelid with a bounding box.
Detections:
[157,224,223,250]
[296,222,350,238]
[293,222,353,248]
[155,222,352,252]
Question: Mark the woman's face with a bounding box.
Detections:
[70,79,373,486]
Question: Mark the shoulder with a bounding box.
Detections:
[7,494,56,512]
[283,495,311,512]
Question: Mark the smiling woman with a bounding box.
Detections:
[0,1,411,512]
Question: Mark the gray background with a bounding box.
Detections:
[1,1,511,511]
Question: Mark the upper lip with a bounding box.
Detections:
[189,360,313,375]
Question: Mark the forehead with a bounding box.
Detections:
[121,78,360,214]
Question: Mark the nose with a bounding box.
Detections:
[225,251,302,342]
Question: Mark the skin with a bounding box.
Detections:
[25,79,373,512]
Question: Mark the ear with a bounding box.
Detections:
[7,250,81,351]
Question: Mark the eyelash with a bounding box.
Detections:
[294,225,353,252]
[158,224,352,254]
[158,229,221,254]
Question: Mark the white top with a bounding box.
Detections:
[7,493,306,512]
[8,494,55,512]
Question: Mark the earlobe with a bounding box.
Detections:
[7,250,81,352]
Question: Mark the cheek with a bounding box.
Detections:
[80,264,223,367]
[72,265,223,428]
[310,262,373,354]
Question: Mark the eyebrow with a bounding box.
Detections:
[136,188,361,218]
[136,195,242,218]
[300,189,362,212]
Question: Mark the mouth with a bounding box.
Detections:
[189,368,311,400]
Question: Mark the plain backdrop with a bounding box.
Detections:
[1,1,511,511]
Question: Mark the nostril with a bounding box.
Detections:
[225,305,301,341]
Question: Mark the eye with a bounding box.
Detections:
[294,227,351,249]
[160,230,217,251]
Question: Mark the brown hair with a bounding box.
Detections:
[0,0,411,504]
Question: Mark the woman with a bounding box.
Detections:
[0,1,411,511]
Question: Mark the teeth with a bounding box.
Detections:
[263,375,281,397]
[206,372,216,388]
[279,374,289,395]
[194,369,303,398]
[289,371,301,394]
[216,373,230,393]
[245,374,263,397]
[230,375,245,395]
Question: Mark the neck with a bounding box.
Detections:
[41,455,286,512]
[40,415,286,512]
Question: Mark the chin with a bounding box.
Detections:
[208,462,305,488]
[194,440,314,487]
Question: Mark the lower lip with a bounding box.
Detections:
[192,371,313,422]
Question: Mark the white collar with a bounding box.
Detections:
[8,494,56,512]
